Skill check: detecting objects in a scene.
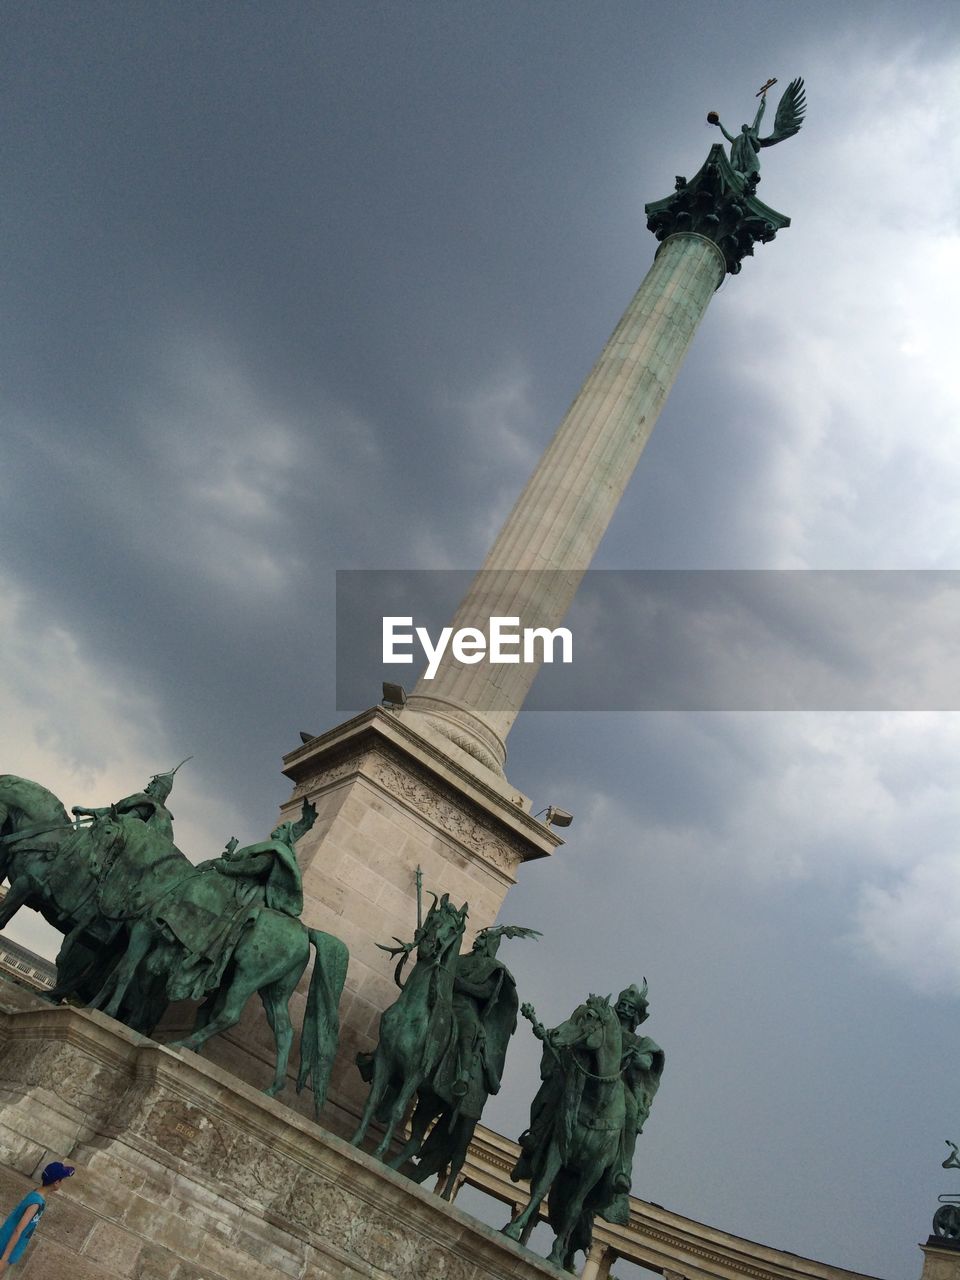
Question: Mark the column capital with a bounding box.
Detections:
[645,143,790,277]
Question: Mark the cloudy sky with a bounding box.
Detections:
[3,3,960,1276]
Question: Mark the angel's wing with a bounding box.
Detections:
[759,77,806,148]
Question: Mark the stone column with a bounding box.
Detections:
[581,1239,616,1280]
[404,144,790,775]
[197,146,792,1124]
[404,232,725,773]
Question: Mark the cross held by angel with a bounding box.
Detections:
[707,77,806,182]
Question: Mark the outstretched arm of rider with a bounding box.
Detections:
[520,1002,551,1043]
[213,852,275,878]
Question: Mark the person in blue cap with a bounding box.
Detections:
[0,1161,74,1270]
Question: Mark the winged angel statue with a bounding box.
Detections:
[707,77,806,181]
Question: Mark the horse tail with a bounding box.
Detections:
[296,928,349,1118]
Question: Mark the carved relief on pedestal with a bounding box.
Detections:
[366,751,526,882]
[423,714,503,773]
[289,751,368,800]
[286,734,530,883]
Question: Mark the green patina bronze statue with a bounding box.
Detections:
[502,985,664,1273]
[607,982,665,1220]
[351,890,470,1159]
[707,77,806,183]
[932,1141,960,1240]
[386,923,540,1198]
[69,758,190,842]
[0,771,348,1117]
[645,76,806,277]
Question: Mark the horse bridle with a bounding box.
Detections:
[570,1013,624,1083]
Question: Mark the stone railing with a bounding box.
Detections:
[0,960,888,1280]
[459,1124,886,1280]
[0,905,56,991]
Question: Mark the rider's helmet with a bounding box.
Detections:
[145,756,192,803]
[615,981,650,1026]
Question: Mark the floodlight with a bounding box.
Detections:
[382,682,407,709]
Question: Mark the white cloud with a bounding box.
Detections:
[854,852,960,995]
[430,366,542,565]
[139,333,307,592]
[559,711,960,995]
[720,42,960,571]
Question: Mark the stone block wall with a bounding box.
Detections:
[0,987,560,1280]
[189,709,559,1131]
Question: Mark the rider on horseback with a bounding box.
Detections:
[70,759,190,843]
[608,982,665,1221]
[194,805,313,919]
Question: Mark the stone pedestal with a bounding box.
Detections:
[1,981,890,1280]
[189,708,559,1129]
[0,985,566,1280]
[921,1241,960,1280]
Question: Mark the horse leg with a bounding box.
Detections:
[187,993,220,1050]
[520,1213,538,1248]
[260,963,302,1099]
[0,876,33,929]
[438,1117,476,1200]
[169,974,255,1053]
[387,1093,441,1172]
[372,1071,421,1161]
[51,919,92,994]
[546,1168,593,1271]
[88,922,150,1019]
[502,1142,563,1242]
[351,1048,392,1147]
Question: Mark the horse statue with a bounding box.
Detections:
[0,773,348,1117]
[0,774,128,996]
[502,995,625,1273]
[351,892,468,1160]
[385,923,538,1199]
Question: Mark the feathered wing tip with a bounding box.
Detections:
[763,76,806,144]
[481,924,543,942]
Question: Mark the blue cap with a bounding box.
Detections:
[41,1162,75,1185]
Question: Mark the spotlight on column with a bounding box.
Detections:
[534,805,574,829]
[382,681,407,711]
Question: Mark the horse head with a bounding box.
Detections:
[85,812,126,881]
[553,993,622,1076]
[416,893,468,967]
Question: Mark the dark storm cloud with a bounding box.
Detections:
[4,5,960,1278]
[6,1,800,825]
[339,569,960,711]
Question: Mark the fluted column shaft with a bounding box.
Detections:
[581,1240,617,1280]
[406,232,725,770]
